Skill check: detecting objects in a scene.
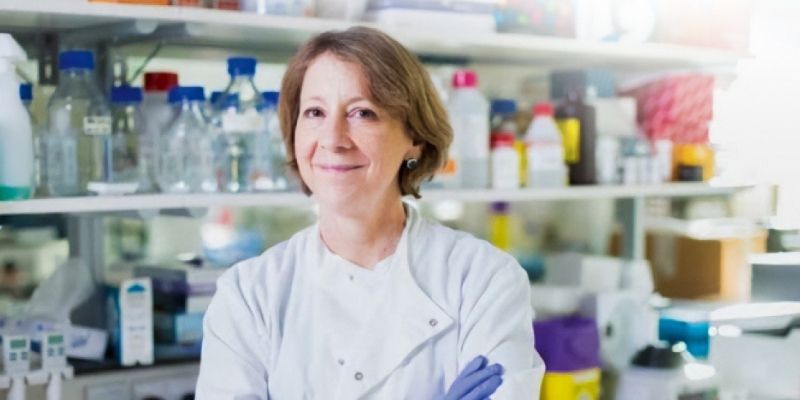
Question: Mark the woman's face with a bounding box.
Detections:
[295,52,419,213]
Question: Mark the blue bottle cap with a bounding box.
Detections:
[19,83,33,102]
[262,91,279,108]
[227,56,257,76]
[209,91,224,105]
[491,98,517,116]
[110,85,143,104]
[168,86,206,103]
[59,50,95,71]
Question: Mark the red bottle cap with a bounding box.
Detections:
[491,132,516,148]
[533,102,554,117]
[144,72,179,92]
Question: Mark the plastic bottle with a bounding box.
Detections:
[20,83,44,197]
[253,91,288,191]
[44,50,112,196]
[490,98,518,133]
[106,86,143,194]
[490,131,519,190]
[0,34,34,201]
[448,69,490,189]
[140,72,179,193]
[159,86,216,193]
[215,57,266,193]
[556,90,596,185]
[524,102,567,188]
[488,202,511,251]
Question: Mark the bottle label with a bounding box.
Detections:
[83,116,112,136]
[557,118,581,164]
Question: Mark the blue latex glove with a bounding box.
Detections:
[444,355,504,400]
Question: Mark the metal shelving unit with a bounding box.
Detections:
[0,183,748,216]
[0,0,747,69]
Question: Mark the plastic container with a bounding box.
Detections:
[158,86,216,193]
[214,57,272,193]
[490,131,519,190]
[447,69,490,189]
[488,202,511,251]
[209,0,239,9]
[44,50,112,196]
[556,90,597,185]
[105,86,143,195]
[524,102,567,188]
[0,34,34,201]
[20,83,44,198]
[490,98,518,133]
[140,72,179,193]
[256,91,288,191]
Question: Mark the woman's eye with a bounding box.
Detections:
[351,108,377,120]
[303,108,323,118]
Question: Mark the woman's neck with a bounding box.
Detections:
[318,199,407,269]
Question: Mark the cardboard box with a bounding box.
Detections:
[612,225,766,300]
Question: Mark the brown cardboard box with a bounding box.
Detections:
[612,229,767,300]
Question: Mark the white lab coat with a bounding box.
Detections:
[196,205,545,399]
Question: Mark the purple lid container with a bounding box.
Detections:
[533,315,601,372]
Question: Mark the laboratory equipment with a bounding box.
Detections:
[105,85,143,195]
[215,56,268,193]
[710,302,800,399]
[490,131,519,190]
[447,69,489,189]
[534,316,601,400]
[44,50,112,196]
[524,102,567,188]
[253,90,288,191]
[0,34,34,201]
[158,86,216,193]
[140,71,179,193]
[616,343,718,400]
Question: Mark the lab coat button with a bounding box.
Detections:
[338,359,345,366]
[355,372,364,381]
[429,318,438,327]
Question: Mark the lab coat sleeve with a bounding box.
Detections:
[196,264,270,400]
[458,258,545,399]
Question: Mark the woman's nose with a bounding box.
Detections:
[318,114,353,151]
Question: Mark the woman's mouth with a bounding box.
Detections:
[316,164,364,173]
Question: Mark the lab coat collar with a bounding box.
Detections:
[331,203,454,400]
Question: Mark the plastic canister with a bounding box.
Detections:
[534,315,602,400]
[447,69,490,189]
[524,102,567,188]
[490,131,519,190]
[0,34,34,200]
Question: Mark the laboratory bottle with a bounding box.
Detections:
[158,86,216,193]
[44,50,112,196]
[252,91,288,191]
[216,56,267,193]
[448,69,490,189]
[107,85,143,194]
[556,90,596,185]
[524,102,567,188]
[20,83,45,198]
[0,34,34,201]
[490,131,519,190]
[140,71,179,193]
[490,98,518,133]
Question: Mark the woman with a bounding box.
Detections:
[196,27,545,399]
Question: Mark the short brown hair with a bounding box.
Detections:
[278,26,452,199]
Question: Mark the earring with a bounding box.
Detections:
[405,158,419,171]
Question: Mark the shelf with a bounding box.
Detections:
[0,183,750,216]
[0,0,747,69]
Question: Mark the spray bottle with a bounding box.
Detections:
[0,34,33,200]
